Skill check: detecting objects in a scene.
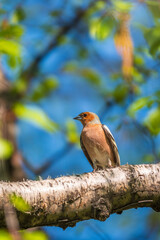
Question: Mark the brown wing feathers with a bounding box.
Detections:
[102,124,120,166]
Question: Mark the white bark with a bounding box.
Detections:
[0,163,160,229]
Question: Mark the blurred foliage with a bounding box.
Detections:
[143,154,155,163]
[0,39,21,57]
[13,104,58,133]
[30,76,59,102]
[127,96,154,117]
[21,231,48,240]
[0,0,160,239]
[10,194,31,212]
[0,23,24,40]
[0,230,12,240]
[12,78,28,93]
[0,139,13,160]
[63,63,101,86]
[113,84,129,103]
[0,229,48,240]
[141,22,160,56]
[113,1,132,12]
[66,120,80,146]
[12,7,26,22]
[80,68,101,86]
[144,107,160,135]
[89,17,115,41]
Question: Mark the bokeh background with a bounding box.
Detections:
[0,0,160,239]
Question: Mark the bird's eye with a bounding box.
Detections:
[83,113,87,117]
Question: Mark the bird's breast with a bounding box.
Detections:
[81,124,113,168]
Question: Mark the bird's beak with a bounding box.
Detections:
[73,115,82,121]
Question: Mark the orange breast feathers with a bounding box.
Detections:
[81,124,114,165]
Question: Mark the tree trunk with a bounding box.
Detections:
[0,67,26,181]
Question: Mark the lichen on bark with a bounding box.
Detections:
[0,163,160,229]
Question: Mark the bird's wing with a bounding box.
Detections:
[80,134,94,169]
[102,124,120,166]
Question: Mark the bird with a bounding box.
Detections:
[73,112,120,171]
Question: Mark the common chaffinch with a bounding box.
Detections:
[74,112,120,171]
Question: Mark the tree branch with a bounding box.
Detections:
[0,163,160,229]
[23,1,95,81]
[22,143,73,176]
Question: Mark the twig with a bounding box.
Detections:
[23,1,96,81]
[22,143,73,175]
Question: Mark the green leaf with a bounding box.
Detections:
[132,68,144,83]
[50,10,61,17]
[134,55,144,66]
[0,39,21,57]
[7,55,21,68]
[111,72,122,81]
[127,97,154,117]
[113,84,129,103]
[12,78,27,93]
[0,139,13,160]
[66,120,80,146]
[97,18,114,40]
[7,55,17,68]
[13,104,58,133]
[0,230,12,240]
[11,7,26,23]
[89,17,114,40]
[63,61,78,72]
[144,107,160,135]
[80,68,101,85]
[146,0,160,20]
[89,18,100,39]
[146,0,160,6]
[10,194,31,212]
[94,1,106,10]
[150,38,160,56]
[30,77,59,102]
[113,0,133,12]
[131,85,141,96]
[0,25,24,39]
[143,154,155,163]
[63,63,101,86]
[22,231,48,240]
[140,24,160,56]
[86,1,107,18]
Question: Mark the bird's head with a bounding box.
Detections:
[73,112,101,126]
